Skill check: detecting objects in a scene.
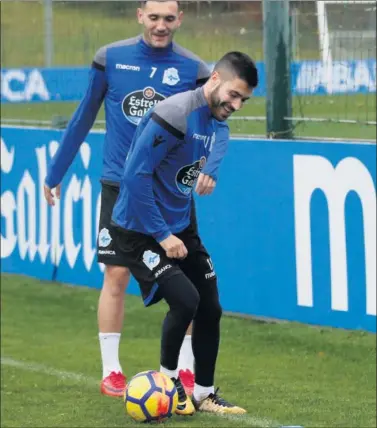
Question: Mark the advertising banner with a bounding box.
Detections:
[1,127,376,332]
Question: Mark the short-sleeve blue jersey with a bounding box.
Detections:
[45,36,229,188]
[112,87,227,242]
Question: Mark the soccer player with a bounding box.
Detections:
[44,0,229,397]
[111,51,258,415]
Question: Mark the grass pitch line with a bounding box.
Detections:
[203,412,281,427]
[1,356,98,387]
[1,356,281,427]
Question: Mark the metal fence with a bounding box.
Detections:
[1,0,376,140]
[2,1,375,67]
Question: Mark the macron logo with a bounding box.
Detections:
[193,133,208,141]
[116,64,140,71]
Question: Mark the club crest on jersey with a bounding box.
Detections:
[162,68,180,86]
[175,156,206,195]
[122,86,165,125]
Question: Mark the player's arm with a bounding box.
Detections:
[44,49,108,205]
[121,111,183,244]
[195,120,229,196]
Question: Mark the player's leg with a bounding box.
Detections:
[189,257,246,414]
[179,250,221,398]
[114,227,196,415]
[157,273,198,415]
[179,231,246,414]
[177,324,194,395]
[177,197,198,395]
[98,265,130,396]
[97,183,130,396]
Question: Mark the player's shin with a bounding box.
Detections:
[159,274,199,373]
[158,274,199,415]
[192,278,222,397]
[98,266,130,396]
[177,330,195,395]
[190,281,246,414]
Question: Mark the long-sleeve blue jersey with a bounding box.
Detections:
[112,87,227,242]
[45,35,229,188]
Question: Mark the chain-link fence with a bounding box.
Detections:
[1,1,265,67]
[1,0,376,140]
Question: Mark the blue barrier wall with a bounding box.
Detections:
[1,60,376,103]
[1,126,376,332]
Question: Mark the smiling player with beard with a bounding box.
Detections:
[111,51,259,415]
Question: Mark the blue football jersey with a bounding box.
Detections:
[45,36,228,188]
[112,87,226,242]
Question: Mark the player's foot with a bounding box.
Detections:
[100,371,127,397]
[172,377,195,416]
[179,369,195,396]
[192,388,246,414]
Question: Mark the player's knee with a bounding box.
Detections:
[103,265,131,296]
[176,287,200,324]
[199,298,222,325]
[161,274,200,323]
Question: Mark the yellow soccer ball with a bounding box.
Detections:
[124,370,178,423]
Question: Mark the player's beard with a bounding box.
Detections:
[210,87,234,121]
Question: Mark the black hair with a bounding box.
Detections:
[214,51,258,89]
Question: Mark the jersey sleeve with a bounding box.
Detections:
[45,49,107,188]
[121,110,185,242]
[196,60,211,87]
[201,120,230,181]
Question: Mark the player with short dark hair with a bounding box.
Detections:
[111,51,258,415]
[44,0,229,397]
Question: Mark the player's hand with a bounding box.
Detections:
[195,173,216,196]
[44,183,61,206]
[159,235,188,259]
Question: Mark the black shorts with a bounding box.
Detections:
[113,223,216,306]
[97,182,199,266]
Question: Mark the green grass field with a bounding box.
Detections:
[1,274,376,427]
